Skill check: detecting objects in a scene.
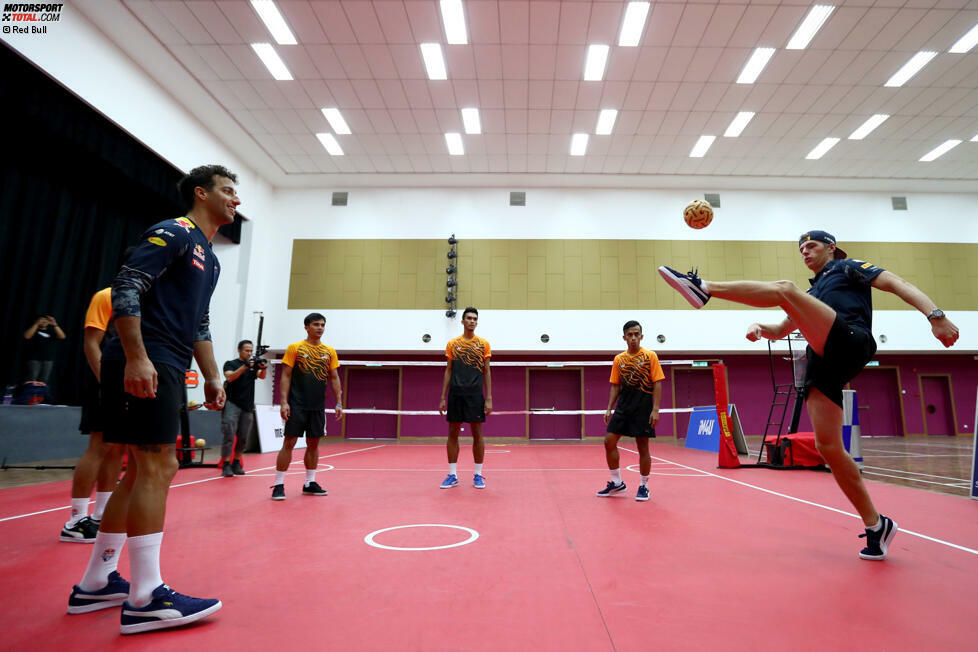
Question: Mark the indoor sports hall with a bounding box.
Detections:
[1,1,976,649]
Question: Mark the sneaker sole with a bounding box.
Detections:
[60,535,96,543]
[271,495,286,501]
[596,488,628,497]
[440,483,458,489]
[635,495,650,502]
[657,267,709,309]
[473,485,485,489]
[302,492,328,496]
[859,520,899,560]
[68,597,128,614]
[120,601,222,635]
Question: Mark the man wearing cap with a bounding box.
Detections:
[657,231,959,561]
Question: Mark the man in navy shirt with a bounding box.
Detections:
[67,165,240,634]
[659,230,959,561]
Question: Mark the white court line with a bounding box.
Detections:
[862,466,970,483]
[619,447,978,556]
[0,444,387,524]
[862,471,970,489]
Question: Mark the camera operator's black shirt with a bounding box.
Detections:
[807,259,884,333]
[223,359,257,411]
[28,325,58,361]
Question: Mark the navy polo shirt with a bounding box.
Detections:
[807,259,884,332]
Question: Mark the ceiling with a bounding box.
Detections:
[81,1,978,189]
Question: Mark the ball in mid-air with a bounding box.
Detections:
[684,199,714,229]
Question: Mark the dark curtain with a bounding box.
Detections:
[0,43,240,404]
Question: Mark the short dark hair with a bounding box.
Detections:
[238,339,253,350]
[623,320,642,333]
[176,165,238,212]
[462,307,479,318]
[304,312,326,326]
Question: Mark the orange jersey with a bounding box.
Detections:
[282,340,339,410]
[84,288,112,332]
[446,335,491,394]
[610,348,665,395]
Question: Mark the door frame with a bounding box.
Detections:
[670,361,726,439]
[847,365,907,437]
[917,373,959,436]
[341,365,403,439]
[525,367,585,440]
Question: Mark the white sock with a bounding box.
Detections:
[92,492,112,521]
[79,531,127,591]
[867,517,883,532]
[67,497,89,527]
[700,279,710,293]
[128,532,164,607]
[640,475,650,487]
[305,468,316,486]
[275,471,286,485]
[610,468,622,484]
[474,463,483,475]
[449,463,457,476]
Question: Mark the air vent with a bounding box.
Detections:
[510,191,526,206]
[332,191,348,206]
[704,193,721,207]
[891,196,907,210]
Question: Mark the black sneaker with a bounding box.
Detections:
[657,266,711,308]
[231,459,245,475]
[221,462,234,478]
[60,516,98,543]
[596,481,627,496]
[859,515,898,560]
[302,481,328,496]
[270,484,286,501]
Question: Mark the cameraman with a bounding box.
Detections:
[220,339,266,476]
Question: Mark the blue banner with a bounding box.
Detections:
[685,406,724,452]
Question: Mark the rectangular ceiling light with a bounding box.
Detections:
[595,109,618,135]
[723,111,755,137]
[949,23,978,54]
[250,0,297,45]
[736,47,775,84]
[570,133,589,156]
[971,134,978,142]
[445,132,464,155]
[919,139,961,162]
[461,108,481,134]
[618,2,650,47]
[321,108,351,135]
[440,0,468,45]
[420,43,448,80]
[847,114,889,140]
[316,133,344,156]
[689,135,716,158]
[884,51,937,87]
[785,5,834,50]
[805,137,840,159]
[584,44,610,81]
[251,43,293,80]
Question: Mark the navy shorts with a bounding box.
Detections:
[284,407,326,439]
[803,315,876,408]
[446,393,485,423]
[101,359,186,446]
[78,371,103,435]
[607,410,656,438]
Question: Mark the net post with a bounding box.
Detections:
[713,363,740,469]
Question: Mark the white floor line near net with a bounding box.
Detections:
[276,359,704,367]
[342,408,695,415]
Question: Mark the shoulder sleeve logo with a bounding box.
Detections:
[861,261,873,269]
[148,237,167,247]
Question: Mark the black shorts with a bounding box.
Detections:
[78,371,103,435]
[803,316,876,408]
[446,393,485,423]
[607,410,656,438]
[101,359,186,445]
[283,407,326,439]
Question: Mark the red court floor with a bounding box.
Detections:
[1,442,976,651]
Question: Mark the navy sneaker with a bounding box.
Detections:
[473,474,486,489]
[596,481,627,496]
[302,481,328,496]
[67,571,130,614]
[440,474,459,489]
[636,485,650,501]
[657,266,711,308]
[859,515,898,560]
[120,584,221,635]
[60,516,98,543]
[271,484,286,500]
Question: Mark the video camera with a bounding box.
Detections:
[251,313,270,370]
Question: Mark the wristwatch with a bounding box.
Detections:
[926,309,945,321]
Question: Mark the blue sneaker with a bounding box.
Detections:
[596,481,627,496]
[440,474,459,489]
[473,474,486,489]
[658,266,711,308]
[859,515,898,560]
[120,584,221,635]
[636,485,650,502]
[68,570,130,614]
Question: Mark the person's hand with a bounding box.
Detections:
[124,358,158,399]
[438,397,447,415]
[649,408,659,428]
[204,378,225,410]
[334,405,343,420]
[485,397,493,416]
[246,358,255,368]
[746,323,763,342]
[604,408,612,426]
[931,317,959,348]
[280,403,291,421]
[36,316,50,327]
[47,316,58,327]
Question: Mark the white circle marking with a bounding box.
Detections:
[364,524,480,551]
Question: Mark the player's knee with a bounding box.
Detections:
[773,279,800,298]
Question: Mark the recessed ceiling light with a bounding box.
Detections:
[250,0,296,45]
[884,51,937,87]
[848,114,889,140]
[785,5,834,50]
[321,108,351,135]
[723,111,755,138]
[805,137,840,160]
[316,133,344,156]
[251,43,292,80]
[618,2,650,47]
[584,45,610,81]
[949,23,978,54]
[736,48,775,84]
[461,108,481,134]
[595,109,618,135]
[919,139,961,162]
[445,132,464,156]
[420,43,448,80]
[689,135,716,158]
[570,133,589,156]
[439,0,468,45]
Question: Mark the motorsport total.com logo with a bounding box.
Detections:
[2,3,63,35]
